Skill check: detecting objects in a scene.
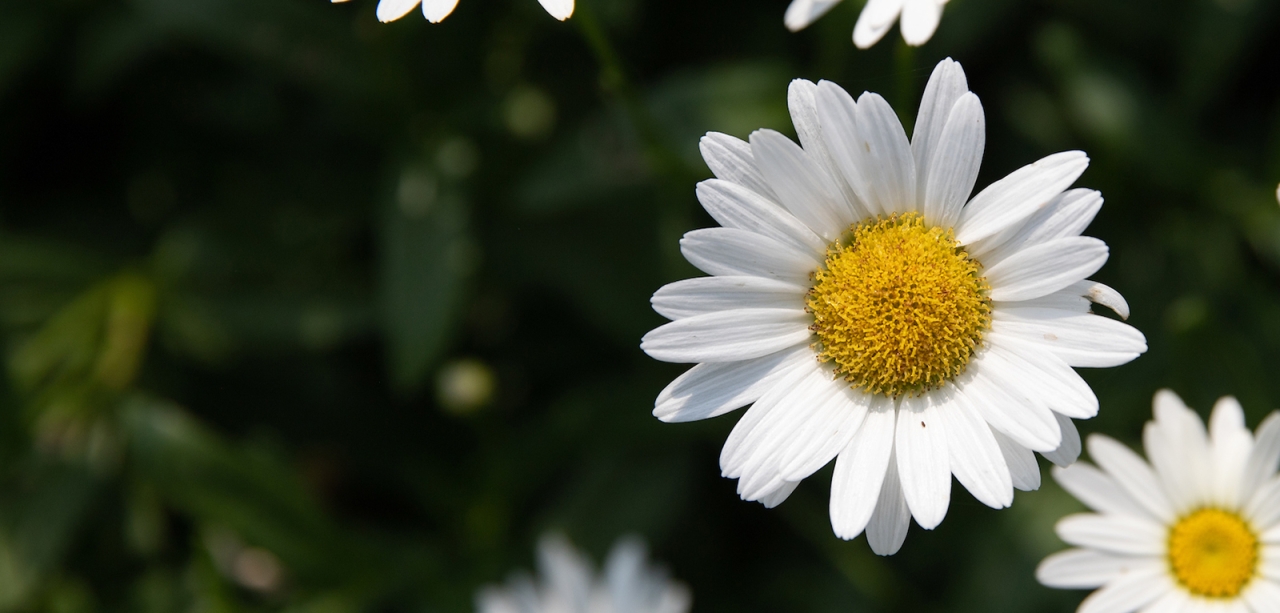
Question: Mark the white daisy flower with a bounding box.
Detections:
[476,534,691,613]
[785,0,948,49]
[331,0,572,24]
[640,58,1147,555]
[1038,390,1280,612]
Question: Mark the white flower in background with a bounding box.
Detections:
[331,0,572,24]
[1038,390,1280,612]
[476,534,691,613]
[785,0,948,49]
[640,58,1146,555]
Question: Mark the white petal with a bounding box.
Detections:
[895,393,951,529]
[939,391,1013,508]
[651,276,806,321]
[758,480,800,508]
[993,279,1131,320]
[1003,332,1100,419]
[969,188,1104,266]
[1143,390,1211,515]
[1242,579,1280,613]
[750,129,849,241]
[1079,281,1132,320]
[993,429,1041,491]
[723,363,868,500]
[1137,590,1191,613]
[699,132,778,201]
[912,59,969,201]
[779,388,873,481]
[719,364,815,476]
[789,80,868,223]
[814,82,880,215]
[1037,549,1152,589]
[1245,476,1280,531]
[1042,412,1082,467]
[640,308,812,363]
[866,444,911,555]
[990,308,1147,368]
[1262,544,1280,577]
[1263,523,1280,545]
[695,179,827,257]
[377,0,422,21]
[1055,513,1166,556]
[537,0,573,20]
[958,351,1062,452]
[784,0,843,31]
[653,345,814,423]
[1087,434,1175,522]
[853,0,904,49]
[830,396,897,540]
[985,335,1099,420]
[954,151,1090,245]
[789,80,826,169]
[1209,396,1253,507]
[1244,412,1280,510]
[421,0,457,22]
[537,534,594,603]
[983,236,1109,302]
[850,93,917,215]
[920,92,984,228]
[1076,564,1172,613]
[899,0,942,46]
[680,227,821,284]
[1053,463,1153,519]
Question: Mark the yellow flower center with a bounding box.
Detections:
[805,212,990,397]
[1168,508,1258,598]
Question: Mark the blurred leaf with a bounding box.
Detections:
[379,170,473,393]
[124,397,362,584]
[0,464,99,610]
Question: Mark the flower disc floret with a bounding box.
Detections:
[1168,508,1258,598]
[806,212,990,397]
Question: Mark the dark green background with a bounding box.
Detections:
[0,0,1278,610]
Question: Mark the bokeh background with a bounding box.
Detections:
[1,0,1279,611]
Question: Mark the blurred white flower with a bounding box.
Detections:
[785,0,948,49]
[1038,390,1280,612]
[477,534,690,613]
[641,58,1146,554]
[332,0,572,24]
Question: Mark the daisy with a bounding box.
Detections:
[476,534,691,613]
[331,0,572,24]
[1038,390,1280,612]
[640,58,1146,554]
[785,0,948,49]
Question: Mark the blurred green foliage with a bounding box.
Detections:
[0,0,1279,611]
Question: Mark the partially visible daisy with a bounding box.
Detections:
[1038,390,1280,612]
[476,534,691,613]
[785,0,948,49]
[332,0,573,24]
[640,58,1146,554]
